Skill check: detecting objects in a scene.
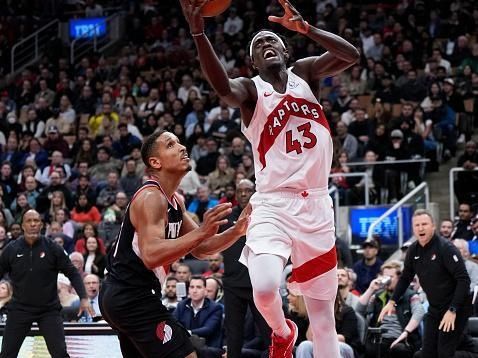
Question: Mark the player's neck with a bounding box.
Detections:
[148,172,181,200]
[260,68,288,93]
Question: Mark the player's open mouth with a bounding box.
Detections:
[181,155,190,161]
[263,49,277,59]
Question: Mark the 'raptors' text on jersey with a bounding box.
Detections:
[242,69,332,193]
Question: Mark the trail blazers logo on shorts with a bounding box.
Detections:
[156,321,173,344]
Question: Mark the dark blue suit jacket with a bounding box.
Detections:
[173,297,223,348]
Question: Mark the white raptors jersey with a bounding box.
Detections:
[242,69,333,193]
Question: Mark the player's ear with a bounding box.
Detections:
[148,157,162,170]
[284,49,289,63]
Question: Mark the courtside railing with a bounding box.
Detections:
[11,20,60,75]
[367,182,429,250]
[70,13,124,64]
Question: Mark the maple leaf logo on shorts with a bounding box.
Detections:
[156,321,173,344]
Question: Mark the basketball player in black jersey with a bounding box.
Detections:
[99,130,250,358]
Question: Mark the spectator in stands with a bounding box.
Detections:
[207,155,236,198]
[452,203,474,241]
[358,261,424,358]
[83,237,106,279]
[10,193,31,224]
[203,253,224,278]
[74,138,96,167]
[205,277,224,305]
[176,263,192,283]
[173,276,224,355]
[96,171,122,210]
[39,151,71,186]
[82,274,102,321]
[228,137,247,169]
[453,239,478,293]
[69,252,86,278]
[89,103,119,137]
[399,69,427,105]
[0,136,23,174]
[177,74,201,106]
[383,129,411,202]
[188,186,219,222]
[439,219,454,240]
[223,7,244,37]
[54,208,75,240]
[23,108,45,139]
[100,191,128,248]
[7,223,22,242]
[162,276,180,312]
[353,237,383,293]
[89,147,122,183]
[112,122,142,159]
[337,267,359,310]
[335,121,359,161]
[47,221,73,252]
[75,85,96,116]
[71,193,101,225]
[72,173,97,205]
[0,279,12,321]
[57,273,80,311]
[454,140,478,204]
[425,95,457,159]
[217,181,238,207]
[36,171,74,213]
[19,138,49,171]
[348,107,372,147]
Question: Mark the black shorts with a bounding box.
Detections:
[99,278,194,358]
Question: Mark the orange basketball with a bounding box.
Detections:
[200,0,232,17]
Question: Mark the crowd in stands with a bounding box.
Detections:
[0,0,477,356]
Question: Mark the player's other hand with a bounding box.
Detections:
[179,0,206,34]
[199,203,233,238]
[268,0,310,35]
[231,203,252,237]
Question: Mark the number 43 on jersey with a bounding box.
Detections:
[285,122,317,154]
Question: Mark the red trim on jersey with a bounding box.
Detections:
[257,95,330,169]
[289,246,337,283]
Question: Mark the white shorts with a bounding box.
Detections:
[239,188,338,300]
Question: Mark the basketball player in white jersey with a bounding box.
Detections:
[181,0,359,357]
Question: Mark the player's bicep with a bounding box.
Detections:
[131,193,167,259]
[294,52,356,82]
[221,77,255,108]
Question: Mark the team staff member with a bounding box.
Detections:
[380,209,471,358]
[0,209,93,358]
[220,179,271,358]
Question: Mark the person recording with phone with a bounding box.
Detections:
[357,260,425,358]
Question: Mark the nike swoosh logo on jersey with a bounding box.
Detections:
[264,92,273,97]
[414,256,420,259]
[17,254,24,258]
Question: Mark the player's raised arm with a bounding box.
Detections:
[179,0,253,108]
[269,0,360,81]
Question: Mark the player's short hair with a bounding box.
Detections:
[141,130,166,168]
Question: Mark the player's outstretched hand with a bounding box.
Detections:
[268,0,310,35]
[199,203,233,238]
[179,0,206,35]
[231,203,252,237]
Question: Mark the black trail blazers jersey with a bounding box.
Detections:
[106,179,183,291]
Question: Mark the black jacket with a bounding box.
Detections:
[0,236,86,313]
[393,235,471,313]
